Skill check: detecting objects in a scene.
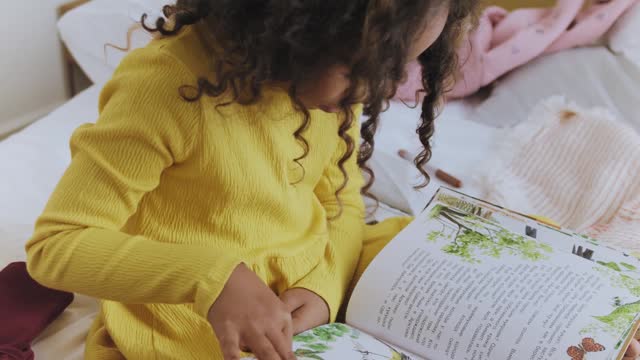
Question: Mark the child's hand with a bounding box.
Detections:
[208,264,296,360]
[624,338,640,359]
[280,288,330,335]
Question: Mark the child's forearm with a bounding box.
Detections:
[26,226,241,318]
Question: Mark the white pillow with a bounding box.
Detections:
[608,2,640,69]
[57,0,162,84]
[0,86,100,232]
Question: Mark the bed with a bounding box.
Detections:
[1,1,640,359]
[0,86,101,360]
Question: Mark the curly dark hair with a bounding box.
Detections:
[142,0,478,213]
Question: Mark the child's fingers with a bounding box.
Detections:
[218,328,241,360]
[282,318,294,344]
[624,339,640,359]
[267,325,295,360]
[246,333,281,360]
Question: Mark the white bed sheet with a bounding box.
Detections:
[469,46,640,131]
[0,85,101,230]
[0,86,101,360]
[367,100,497,216]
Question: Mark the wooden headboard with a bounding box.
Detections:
[57,0,90,17]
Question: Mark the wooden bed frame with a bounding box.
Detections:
[57,0,90,97]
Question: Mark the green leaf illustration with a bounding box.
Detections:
[594,266,640,297]
[429,205,552,263]
[598,261,622,272]
[621,262,637,271]
[295,348,325,360]
[331,323,349,332]
[312,327,335,342]
[294,333,315,343]
[593,301,640,336]
[307,343,330,352]
[427,231,443,243]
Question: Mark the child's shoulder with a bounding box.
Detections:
[98,27,209,126]
[120,26,211,80]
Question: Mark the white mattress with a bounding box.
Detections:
[1,46,639,358]
[0,85,101,232]
[0,86,101,360]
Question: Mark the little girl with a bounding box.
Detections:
[24,0,640,359]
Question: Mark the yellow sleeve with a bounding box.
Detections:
[25,46,242,318]
[295,108,366,322]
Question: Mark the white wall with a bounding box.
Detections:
[1,1,70,134]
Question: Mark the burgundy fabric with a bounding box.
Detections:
[0,345,33,360]
[0,262,74,360]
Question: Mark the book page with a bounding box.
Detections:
[432,189,640,360]
[240,323,421,360]
[432,188,640,269]
[347,189,639,360]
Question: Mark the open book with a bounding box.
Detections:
[245,188,640,360]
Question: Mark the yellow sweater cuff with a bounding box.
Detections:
[294,265,345,323]
[193,258,245,319]
[293,226,362,322]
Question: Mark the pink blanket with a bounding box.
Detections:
[396,0,639,101]
[475,96,640,253]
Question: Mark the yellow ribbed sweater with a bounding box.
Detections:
[25,27,367,359]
